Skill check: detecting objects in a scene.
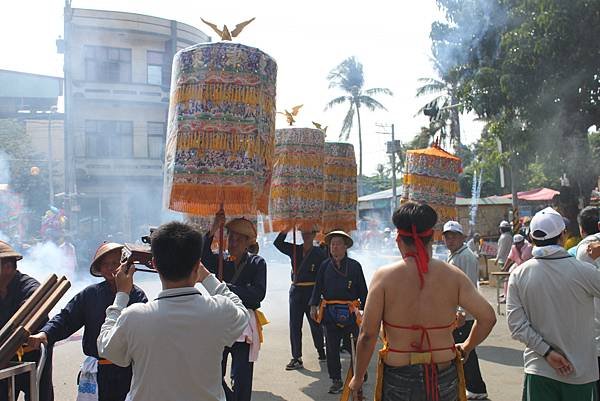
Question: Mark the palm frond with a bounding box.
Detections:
[415,79,447,97]
[340,104,355,140]
[357,96,387,112]
[327,57,364,93]
[364,87,393,97]
[324,96,351,111]
[415,95,448,116]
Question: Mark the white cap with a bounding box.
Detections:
[513,234,525,243]
[443,221,464,234]
[530,207,565,240]
[499,220,511,228]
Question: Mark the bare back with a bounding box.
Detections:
[360,256,480,367]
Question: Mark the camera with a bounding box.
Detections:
[120,227,158,273]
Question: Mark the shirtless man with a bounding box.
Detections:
[349,202,496,401]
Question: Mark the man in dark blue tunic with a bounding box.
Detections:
[28,242,147,401]
[309,231,368,394]
[274,227,326,370]
[0,240,54,401]
[202,211,267,401]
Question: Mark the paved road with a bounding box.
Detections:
[44,249,524,401]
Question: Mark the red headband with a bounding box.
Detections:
[397,225,433,289]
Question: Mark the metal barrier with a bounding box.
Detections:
[0,343,46,401]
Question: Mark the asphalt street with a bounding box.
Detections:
[41,248,524,401]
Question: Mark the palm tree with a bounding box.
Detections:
[325,56,392,180]
[415,57,462,147]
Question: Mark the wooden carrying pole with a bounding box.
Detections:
[0,274,58,346]
[0,276,71,369]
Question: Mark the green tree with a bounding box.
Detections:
[0,119,49,233]
[325,56,393,180]
[433,0,600,204]
[416,57,463,147]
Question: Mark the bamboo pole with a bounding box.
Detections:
[0,275,57,346]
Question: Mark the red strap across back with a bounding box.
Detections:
[382,320,456,401]
[382,320,456,354]
[396,224,433,289]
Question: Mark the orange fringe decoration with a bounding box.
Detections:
[172,83,275,113]
[403,174,459,194]
[169,184,257,216]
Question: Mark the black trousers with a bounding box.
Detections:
[289,286,324,359]
[325,323,359,380]
[90,364,132,401]
[222,342,254,401]
[0,347,54,401]
[453,320,487,394]
[382,361,459,401]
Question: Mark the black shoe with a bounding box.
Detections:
[318,350,327,361]
[328,379,344,394]
[285,358,303,370]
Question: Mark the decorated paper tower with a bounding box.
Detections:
[322,142,357,233]
[402,143,462,232]
[270,128,326,232]
[163,41,277,217]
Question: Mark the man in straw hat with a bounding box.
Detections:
[508,207,600,401]
[96,221,249,401]
[309,230,368,394]
[28,242,147,401]
[203,209,267,401]
[349,202,496,401]
[274,225,327,370]
[0,240,54,401]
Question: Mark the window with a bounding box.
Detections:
[85,46,132,83]
[85,120,133,158]
[147,122,165,159]
[147,51,165,85]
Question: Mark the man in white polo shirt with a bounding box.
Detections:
[97,222,249,401]
[443,221,488,400]
[507,207,600,401]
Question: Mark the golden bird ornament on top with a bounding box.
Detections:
[312,121,328,134]
[200,17,256,41]
[277,104,304,126]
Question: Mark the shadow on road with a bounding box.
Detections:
[251,391,288,401]
[478,345,523,367]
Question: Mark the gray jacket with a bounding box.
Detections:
[507,249,600,384]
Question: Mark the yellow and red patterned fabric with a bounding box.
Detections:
[402,144,462,231]
[270,128,325,232]
[164,42,277,216]
[322,142,357,233]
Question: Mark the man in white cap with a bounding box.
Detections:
[495,220,513,270]
[507,207,600,401]
[503,234,533,273]
[443,221,488,400]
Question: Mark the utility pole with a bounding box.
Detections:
[376,123,401,213]
[47,106,57,207]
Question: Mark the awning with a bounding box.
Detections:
[500,188,559,201]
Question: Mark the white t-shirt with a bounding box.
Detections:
[97,275,249,401]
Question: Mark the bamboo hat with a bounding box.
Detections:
[90,242,124,277]
[225,218,257,243]
[324,230,353,248]
[0,241,23,261]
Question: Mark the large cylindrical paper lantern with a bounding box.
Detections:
[164,42,277,217]
[270,128,325,232]
[322,142,357,233]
